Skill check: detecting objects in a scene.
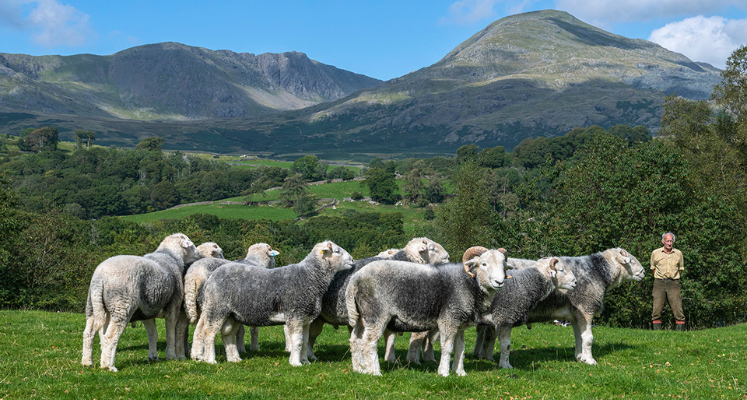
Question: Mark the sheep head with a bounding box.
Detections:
[245,242,280,269]
[316,240,354,272]
[539,257,576,291]
[405,237,450,264]
[614,248,645,282]
[463,247,508,291]
[197,242,224,259]
[160,233,200,264]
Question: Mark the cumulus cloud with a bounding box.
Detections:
[0,0,93,47]
[556,0,746,25]
[649,16,747,69]
[440,0,502,24]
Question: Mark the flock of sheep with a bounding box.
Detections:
[81,233,646,376]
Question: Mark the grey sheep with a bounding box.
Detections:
[346,247,507,376]
[471,257,577,368]
[191,240,353,366]
[81,233,200,372]
[475,248,645,365]
[306,237,449,362]
[181,242,279,356]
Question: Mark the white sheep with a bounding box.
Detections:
[346,247,507,376]
[191,241,353,366]
[81,233,200,372]
[471,257,577,368]
[181,242,278,358]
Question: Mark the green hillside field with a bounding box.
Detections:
[1,310,744,399]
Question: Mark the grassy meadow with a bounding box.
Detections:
[1,310,744,399]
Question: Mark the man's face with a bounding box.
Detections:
[662,234,674,251]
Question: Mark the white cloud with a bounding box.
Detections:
[440,0,502,24]
[556,0,746,24]
[649,16,747,69]
[0,0,93,47]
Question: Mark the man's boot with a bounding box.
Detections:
[652,320,662,330]
[676,321,685,331]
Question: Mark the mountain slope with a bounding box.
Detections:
[0,42,382,120]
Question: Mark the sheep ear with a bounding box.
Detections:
[549,270,557,278]
[418,246,427,253]
[463,260,477,278]
[269,250,280,257]
[182,238,194,249]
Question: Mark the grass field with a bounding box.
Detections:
[1,310,744,399]
[122,180,432,233]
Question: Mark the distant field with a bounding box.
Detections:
[122,179,431,232]
[2,310,745,399]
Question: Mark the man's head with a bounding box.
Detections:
[661,232,675,251]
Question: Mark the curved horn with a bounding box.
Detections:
[620,249,628,257]
[462,246,489,278]
[549,257,558,271]
[497,248,508,257]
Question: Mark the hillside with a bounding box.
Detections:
[0,11,722,157]
[0,42,382,120]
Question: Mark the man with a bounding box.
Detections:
[651,232,685,331]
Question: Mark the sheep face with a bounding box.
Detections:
[614,248,645,282]
[197,242,224,259]
[406,237,450,264]
[160,233,201,264]
[316,241,354,272]
[539,258,577,291]
[245,242,280,269]
[464,249,507,291]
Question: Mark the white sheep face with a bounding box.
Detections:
[617,249,645,282]
[539,258,577,291]
[245,242,279,269]
[317,241,354,272]
[197,242,224,259]
[465,249,507,290]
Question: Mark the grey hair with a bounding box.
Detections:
[662,232,675,242]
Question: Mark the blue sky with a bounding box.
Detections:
[0,0,746,81]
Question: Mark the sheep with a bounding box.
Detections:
[475,248,645,365]
[306,237,449,362]
[346,246,508,376]
[181,242,278,357]
[375,248,399,258]
[196,242,224,259]
[191,240,353,366]
[81,233,200,372]
[470,257,577,369]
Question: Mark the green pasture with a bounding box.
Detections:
[1,310,744,399]
[122,180,432,232]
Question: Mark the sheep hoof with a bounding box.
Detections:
[108,366,118,372]
[307,353,317,361]
[456,370,467,376]
[148,355,158,361]
[499,362,513,369]
[406,358,421,365]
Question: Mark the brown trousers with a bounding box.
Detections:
[652,278,685,321]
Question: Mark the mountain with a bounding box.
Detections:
[0,42,382,120]
[0,11,722,158]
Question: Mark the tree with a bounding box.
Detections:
[477,145,507,168]
[136,137,165,152]
[292,155,323,181]
[402,167,424,204]
[279,174,317,216]
[361,168,398,204]
[74,130,96,150]
[712,45,747,124]
[24,127,58,153]
[456,144,479,163]
[435,161,498,255]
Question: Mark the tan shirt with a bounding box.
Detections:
[650,247,684,280]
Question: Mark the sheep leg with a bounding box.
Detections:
[287,319,306,366]
[480,325,497,361]
[497,326,513,369]
[450,330,466,376]
[300,322,311,364]
[199,317,224,364]
[349,323,365,373]
[142,319,159,361]
[422,330,438,362]
[383,329,398,364]
[164,302,181,360]
[361,321,387,376]
[472,325,485,358]
[175,310,191,359]
[190,316,206,361]
[307,318,324,361]
[572,313,596,365]
[236,325,246,353]
[249,326,260,352]
[283,324,292,352]
[100,319,128,372]
[222,319,242,362]
[81,316,97,366]
[407,332,427,364]
[436,328,456,377]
